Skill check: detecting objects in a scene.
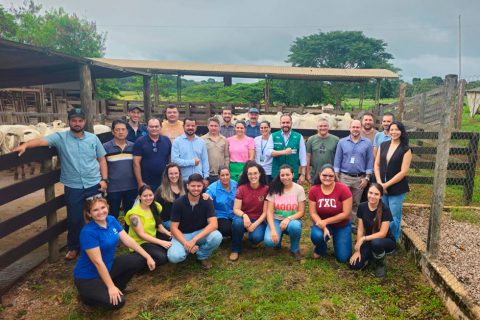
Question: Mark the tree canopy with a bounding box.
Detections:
[1,0,106,57]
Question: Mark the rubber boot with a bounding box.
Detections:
[373,251,386,278]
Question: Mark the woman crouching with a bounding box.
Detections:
[349,183,396,278]
[73,196,155,309]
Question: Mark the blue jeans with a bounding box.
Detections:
[167,229,222,262]
[64,184,101,251]
[383,193,407,241]
[264,219,302,253]
[106,189,138,219]
[162,220,171,231]
[231,216,266,253]
[310,223,352,263]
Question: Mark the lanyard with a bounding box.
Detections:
[260,138,268,156]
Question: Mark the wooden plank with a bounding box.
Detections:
[0,147,56,171]
[0,218,67,269]
[0,195,65,239]
[0,170,60,206]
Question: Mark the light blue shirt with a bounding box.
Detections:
[171,133,209,181]
[46,130,106,189]
[206,180,237,219]
[334,135,373,175]
[374,131,391,149]
[254,135,274,175]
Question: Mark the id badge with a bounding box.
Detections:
[350,156,355,164]
[260,155,265,162]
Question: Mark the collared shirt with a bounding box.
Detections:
[206,180,237,219]
[334,135,373,175]
[281,131,307,166]
[254,135,274,175]
[374,131,391,149]
[220,124,235,138]
[172,133,209,180]
[73,216,122,279]
[126,122,147,142]
[202,133,229,177]
[245,120,261,138]
[170,195,216,234]
[46,130,106,189]
[133,135,171,188]
[361,129,378,144]
[103,139,137,192]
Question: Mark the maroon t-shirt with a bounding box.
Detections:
[308,182,352,228]
[235,184,269,220]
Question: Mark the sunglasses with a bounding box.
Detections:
[86,193,104,201]
[152,142,157,153]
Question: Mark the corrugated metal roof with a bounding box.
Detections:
[90,58,399,81]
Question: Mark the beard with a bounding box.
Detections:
[282,126,291,133]
[70,126,84,133]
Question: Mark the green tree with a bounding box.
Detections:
[287,31,398,106]
[0,5,17,38]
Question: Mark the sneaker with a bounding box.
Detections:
[65,250,78,260]
[229,252,239,261]
[198,259,212,270]
[292,251,302,261]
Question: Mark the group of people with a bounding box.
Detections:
[14,105,411,310]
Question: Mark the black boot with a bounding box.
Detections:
[373,251,386,278]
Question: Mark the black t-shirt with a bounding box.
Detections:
[357,202,394,241]
[156,191,180,222]
[170,195,216,234]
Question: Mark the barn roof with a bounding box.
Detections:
[0,39,148,88]
[90,58,399,81]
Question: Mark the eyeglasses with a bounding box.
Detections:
[86,193,103,201]
[321,174,335,179]
[152,142,157,153]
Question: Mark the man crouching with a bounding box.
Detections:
[167,173,222,269]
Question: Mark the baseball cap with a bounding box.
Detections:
[248,107,259,113]
[67,108,85,119]
[128,103,144,112]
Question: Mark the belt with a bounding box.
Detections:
[342,172,365,177]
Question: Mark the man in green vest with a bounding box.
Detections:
[271,114,307,183]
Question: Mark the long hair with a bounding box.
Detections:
[389,120,409,146]
[269,164,293,196]
[156,163,185,203]
[313,163,337,185]
[369,183,384,233]
[83,196,109,224]
[139,184,162,227]
[238,160,268,187]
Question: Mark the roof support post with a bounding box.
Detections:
[79,63,94,133]
[143,75,152,121]
[358,81,366,110]
[223,76,232,87]
[264,77,270,113]
[153,74,160,112]
[374,79,381,107]
[176,75,182,102]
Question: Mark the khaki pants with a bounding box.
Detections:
[339,174,365,224]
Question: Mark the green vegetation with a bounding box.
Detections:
[450,207,480,225]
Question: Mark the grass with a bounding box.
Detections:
[450,207,480,224]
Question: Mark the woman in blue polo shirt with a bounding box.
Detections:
[73,196,155,309]
[205,166,237,237]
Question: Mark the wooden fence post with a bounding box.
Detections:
[79,64,94,133]
[41,157,59,262]
[427,74,458,258]
[418,92,427,124]
[143,76,152,121]
[153,75,160,113]
[397,83,407,121]
[455,79,466,129]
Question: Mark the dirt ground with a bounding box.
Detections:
[404,206,480,305]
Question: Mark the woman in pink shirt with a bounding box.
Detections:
[227,121,254,181]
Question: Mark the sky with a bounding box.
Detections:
[2,0,480,83]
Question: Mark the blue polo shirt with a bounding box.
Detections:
[126,122,147,142]
[73,216,123,279]
[133,135,171,188]
[374,131,391,149]
[206,180,237,219]
[103,139,137,192]
[246,120,261,138]
[334,135,373,175]
[46,130,106,189]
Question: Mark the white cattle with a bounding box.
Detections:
[93,124,111,135]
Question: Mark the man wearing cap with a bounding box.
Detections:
[14,108,108,260]
[245,107,261,138]
[126,103,148,142]
[133,118,172,191]
[161,104,184,143]
[220,107,235,138]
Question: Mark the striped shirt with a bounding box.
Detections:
[103,139,137,192]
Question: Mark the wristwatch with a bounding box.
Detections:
[101,178,109,183]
